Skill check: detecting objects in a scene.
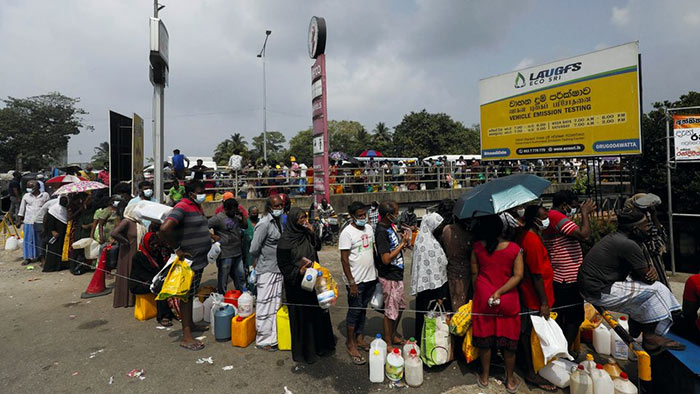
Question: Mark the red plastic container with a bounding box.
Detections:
[224,290,242,308]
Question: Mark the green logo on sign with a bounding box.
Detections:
[514,72,526,88]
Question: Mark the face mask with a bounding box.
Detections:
[195,194,206,203]
[568,207,578,217]
[389,214,399,224]
[537,218,550,230]
[516,208,525,217]
[26,188,33,193]
[112,201,120,208]
[143,189,153,198]
[59,198,69,207]
[250,215,259,222]
[272,209,283,217]
[354,218,367,227]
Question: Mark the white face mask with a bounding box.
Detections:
[26,188,33,193]
[537,218,550,230]
[516,208,525,217]
[195,194,207,203]
[568,207,578,217]
[271,209,283,217]
[143,189,153,198]
[112,201,120,208]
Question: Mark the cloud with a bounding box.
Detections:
[611,4,631,27]
[513,57,534,71]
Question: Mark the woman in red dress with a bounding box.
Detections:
[471,215,524,393]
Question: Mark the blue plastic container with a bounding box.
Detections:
[214,304,235,342]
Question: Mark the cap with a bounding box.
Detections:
[577,365,584,370]
[393,348,400,354]
[290,156,296,162]
[586,354,594,361]
[596,364,603,369]
[620,372,628,380]
[376,334,382,339]
[222,192,234,200]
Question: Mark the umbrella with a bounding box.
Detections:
[46,175,87,185]
[52,181,108,196]
[329,151,349,161]
[453,174,551,219]
[359,150,383,158]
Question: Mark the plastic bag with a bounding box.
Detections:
[449,300,472,336]
[71,237,93,249]
[202,292,221,323]
[531,312,573,371]
[132,200,173,224]
[421,301,453,367]
[369,280,383,310]
[150,254,176,294]
[207,242,221,265]
[462,325,479,363]
[156,256,194,301]
[248,268,257,287]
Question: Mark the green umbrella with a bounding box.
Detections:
[453,174,551,219]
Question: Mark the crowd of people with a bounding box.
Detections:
[7,160,700,392]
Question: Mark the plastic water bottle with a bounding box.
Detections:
[300,268,318,291]
[613,372,638,394]
[403,337,419,358]
[404,348,423,387]
[237,288,254,318]
[582,354,597,375]
[369,348,385,383]
[370,334,387,361]
[385,348,404,383]
[591,364,614,394]
[570,365,594,394]
[611,316,629,360]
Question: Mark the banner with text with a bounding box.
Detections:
[479,42,641,160]
[311,54,330,202]
[673,114,700,161]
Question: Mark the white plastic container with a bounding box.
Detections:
[17,237,24,249]
[192,297,204,322]
[582,354,597,375]
[538,359,577,388]
[370,334,387,361]
[385,348,404,383]
[591,364,615,394]
[202,293,218,323]
[301,268,318,291]
[571,364,594,394]
[317,290,335,310]
[613,372,638,394]
[404,348,423,387]
[5,236,18,250]
[369,349,385,383]
[403,337,419,358]
[237,289,255,318]
[611,316,629,360]
[593,324,612,356]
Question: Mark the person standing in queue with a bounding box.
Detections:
[249,195,284,352]
[542,190,594,352]
[208,198,247,293]
[160,180,211,351]
[375,200,411,351]
[339,201,377,365]
[171,149,190,180]
[17,180,50,266]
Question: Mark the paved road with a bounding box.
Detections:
[0,244,686,394]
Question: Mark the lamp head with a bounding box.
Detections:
[265,30,272,35]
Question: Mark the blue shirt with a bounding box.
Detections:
[172,154,186,170]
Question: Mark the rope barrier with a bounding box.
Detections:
[17,237,584,316]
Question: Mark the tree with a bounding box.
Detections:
[392,109,479,158]
[286,127,314,165]
[0,92,92,171]
[328,120,366,156]
[372,122,394,156]
[213,133,249,166]
[91,141,109,169]
[251,131,286,164]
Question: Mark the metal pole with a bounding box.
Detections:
[152,0,164,203]
[262,53,267,162]
[665,110,676,275]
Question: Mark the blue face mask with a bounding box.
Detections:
[195,194,206,203]
[272,209,283,217]
[143,189,153,198]
[355,218,367,227]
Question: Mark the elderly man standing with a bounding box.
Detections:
[17,180,50,265]
[578,209,684,354]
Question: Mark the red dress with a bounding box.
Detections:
[472,241,521,350]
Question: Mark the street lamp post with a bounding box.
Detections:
[257,30,272,163]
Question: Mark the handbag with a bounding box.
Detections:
[420,301,453,367]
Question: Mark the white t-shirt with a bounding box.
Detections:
[338,224,377,284]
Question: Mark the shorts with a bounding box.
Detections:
[188,269,203,299]
[377,277,407,321]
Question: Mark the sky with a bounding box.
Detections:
[1,0,699,163]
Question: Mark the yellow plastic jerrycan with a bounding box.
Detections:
[277,306,292,350]
[134,294,157,321]
[231,313,256,347]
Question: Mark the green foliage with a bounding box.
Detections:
[392,109,479,158]
[0,92,92,171]
[328,120,366,156]
[91,141,109,169]
[578,214,618,256]
[286,127,313,165]
[372,122,394,156]
[213,133,249,166]
[251,131,286,164]
[633,91,700,214]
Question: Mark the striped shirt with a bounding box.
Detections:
[542,209,582,283]
[165,198,211,270]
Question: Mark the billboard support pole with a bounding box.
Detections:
[149,1,168,203]
[153,84,164,203]
[665,109,675,275]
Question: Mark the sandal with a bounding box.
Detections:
[256,344,279,352]
[506,377,523,394]
[476,376,488,389]
[158,318,173,327]
[525,377,557,392]
[349,353,367,365]
[180,341,205,351]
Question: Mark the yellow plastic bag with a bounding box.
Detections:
[134,294,157,321]
[462,325,479,363]
[156,257,194,301]
[276,306,292,351]
[449,300,473,336]
[531,312,557,373]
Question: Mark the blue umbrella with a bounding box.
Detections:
[453,174,551,219]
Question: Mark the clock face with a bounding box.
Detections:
[308,16,326,59]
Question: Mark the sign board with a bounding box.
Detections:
[149,17,169,84]
[308,16,326,59]
[673,115,700,161]
[108,110,133,194]
[311,53,329,203]
[132,114,145,195]
[479,42,641,160]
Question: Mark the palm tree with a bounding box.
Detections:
[91,141,109,169]
[213,133,249,165]
[372,122,393,155]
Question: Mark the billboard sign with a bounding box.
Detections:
[479,42,641,160]
[673,115,700,161]
[310,16,329,204]
[108,111,133,194]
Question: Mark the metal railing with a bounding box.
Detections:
[194,163,631,197]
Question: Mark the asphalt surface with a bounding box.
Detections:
[0,244,686,394]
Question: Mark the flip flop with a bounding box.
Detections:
[357,343,370,352]
[158,319,173,327]
[349,354,367,365]
[525,378,557,393]
[180,341,205,351]
[506,378,523,394]
[662,339,686,351]
[476,376,488,389]
[256,344,279,352]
